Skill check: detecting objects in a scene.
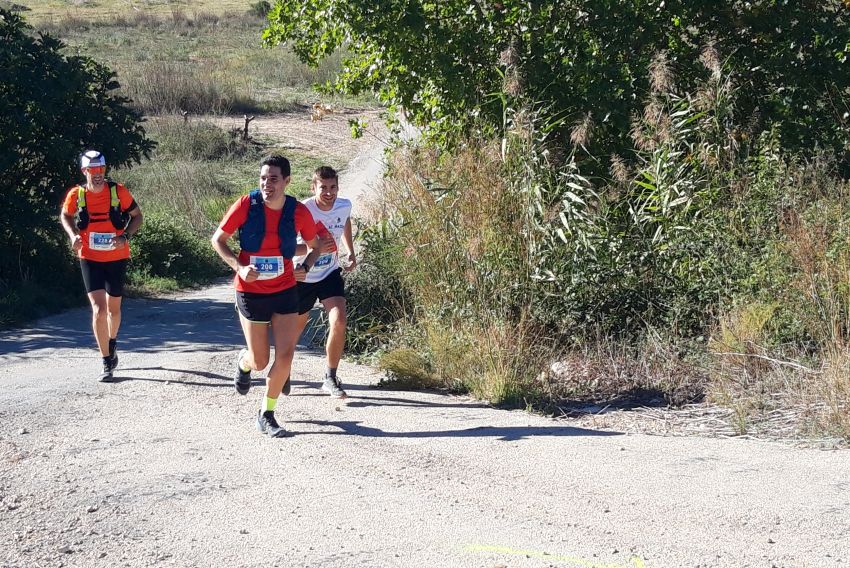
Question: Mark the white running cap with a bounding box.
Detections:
[80,150,106,168]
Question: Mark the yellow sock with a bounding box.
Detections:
[264,396,277,413]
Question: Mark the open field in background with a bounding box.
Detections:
[16,5,369,114]
[4,0,256,22]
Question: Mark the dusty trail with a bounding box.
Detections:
[1,112,849,568]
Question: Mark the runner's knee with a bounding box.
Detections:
[91,302,107,321]
[329,308,347,329]
[274,345,296,362]
[251,352,270,370]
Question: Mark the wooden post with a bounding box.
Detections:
[242,114,255,141]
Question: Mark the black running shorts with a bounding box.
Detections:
[235,286,299,323]
[296,268,345,315]
[79,259,128,297]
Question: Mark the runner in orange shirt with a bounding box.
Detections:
[211,155,322,438]
[59,150,143,382]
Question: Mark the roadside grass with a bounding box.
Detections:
[347,114,850,442]
[0,269,86,328]
[25,8,372,115]
[4,0,262,23]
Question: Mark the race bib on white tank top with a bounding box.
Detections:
[294,197,352,284]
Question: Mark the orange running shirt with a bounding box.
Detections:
[219,195,318,294]
[62,183,136,262]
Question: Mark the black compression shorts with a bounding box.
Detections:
[296,268,345,315]
[235,286,299,323]
[79,259,128,297]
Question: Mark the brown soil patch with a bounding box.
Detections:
[206,106,389,165]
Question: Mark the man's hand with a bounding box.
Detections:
[70,234,83,253]
[344,252,357,272]
[318,233,336,254]
[238,264,259,282]
[111,234,130,248]
[294,265,308,282]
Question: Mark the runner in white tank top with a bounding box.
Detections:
[292,166,357,397]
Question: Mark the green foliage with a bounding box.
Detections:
[344,219,412,355]
[265,1,850,166]
[129,211,227,286]
[0,9,153,306]
[0,244,83,328]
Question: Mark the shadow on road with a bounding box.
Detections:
[289,420,622,441]
[0,296,244,355]
[107,375,235,388]
[295,391,493,411]
[120,366,231,382]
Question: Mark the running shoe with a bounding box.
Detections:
[99,358,114,383]
[235,348,251,395]
[321,376,347,398]
[256,410,287,438]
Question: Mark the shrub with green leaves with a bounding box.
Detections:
[265,1,850,171]
[129,211,226,286]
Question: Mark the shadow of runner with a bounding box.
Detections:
[295,391,496,411]
[120,366,231,382]
[107,375,235,388]
[288,420,623,441]
[0,295,245,355]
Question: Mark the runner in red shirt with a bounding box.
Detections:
[211,155,321,437]
[59,150,143,382]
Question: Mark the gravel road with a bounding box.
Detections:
[1,283,849,568]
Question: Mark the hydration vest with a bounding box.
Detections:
[238,189,297,258]
[75,181,129,231]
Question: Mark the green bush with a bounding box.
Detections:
[344,220,412,355]
[129,211,227,286]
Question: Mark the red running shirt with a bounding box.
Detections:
[219,195,317,294]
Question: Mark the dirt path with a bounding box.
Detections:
[1,283,849,568]
[209,106,391,220]
[1,114,849,568]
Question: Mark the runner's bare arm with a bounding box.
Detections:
[295,231,336,257]
[59,212,83,252]
[294,236,322,282]
[342,218,356,271]
[211,227,258,282]
[114,206,143,248]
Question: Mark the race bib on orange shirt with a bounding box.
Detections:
[89,232,116,251]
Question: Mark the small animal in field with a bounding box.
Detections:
[311,103,334,121]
